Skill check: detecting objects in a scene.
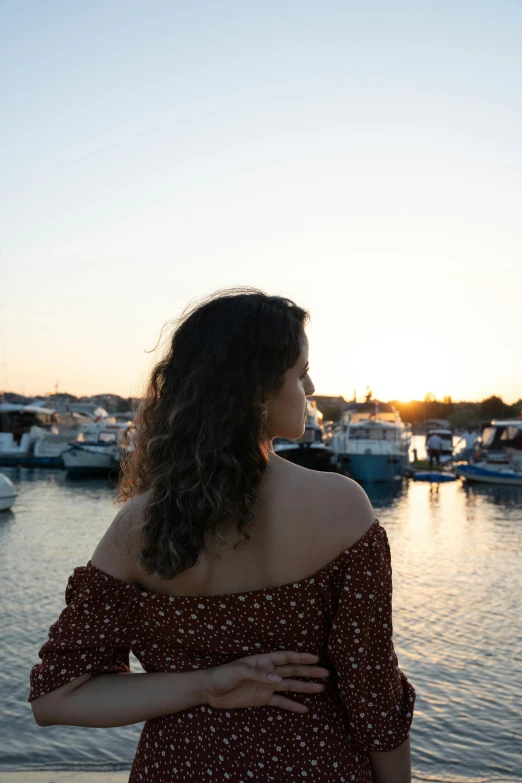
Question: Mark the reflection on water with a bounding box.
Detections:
[362,477,408,509]
[0,468,521,781]
[461,481,522,509]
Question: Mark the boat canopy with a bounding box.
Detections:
[0,405,60,441]
[482,422,522,450]
[76,421,133,447]
[341,400,399,425]
[0,403,57,415]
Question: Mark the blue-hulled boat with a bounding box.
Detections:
[454,462,522,486]
[331,397,412,483]
[454,419,522,485]
[412,471,457,483]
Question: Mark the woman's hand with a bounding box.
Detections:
[202,651,330,713]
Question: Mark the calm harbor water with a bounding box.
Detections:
[1,461,521,782]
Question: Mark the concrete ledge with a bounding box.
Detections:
[0,772,430,783]
[0,773,128,783]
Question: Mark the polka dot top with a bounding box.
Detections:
[29,520,415,782]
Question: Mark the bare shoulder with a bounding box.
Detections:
[272,457,376,552]
[90,492,149,584]
[313,471,376,550]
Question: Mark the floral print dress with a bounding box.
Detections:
[29,520,415,782]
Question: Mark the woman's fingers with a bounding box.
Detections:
[237,669,325,692]
[268,693,309,713]
[234,664,326,691]
[274,679,325,694]
[273,665,330,679]
[234,664,283,685]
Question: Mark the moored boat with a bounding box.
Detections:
[331,397,411,482]
[454,419,522,485]
[454,462,522,486]
[411,470,457,483]
[62,420,134,476]
[0,473,16,511]
[0,404,70,467]
[273,401,335,471]
[476,419,522,464]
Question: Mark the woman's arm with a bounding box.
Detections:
[32,670,210,728]
[32,651,330,728]
[369,738,412,783]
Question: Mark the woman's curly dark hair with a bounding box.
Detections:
[118,287,310,579]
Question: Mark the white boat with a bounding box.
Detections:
[476,419,522,464]
[62,420,134,476]
[0,404,71,467]
[0,473,16,511]
[331,397,412,482]
[273,401,335,471]
[454,419,522,485]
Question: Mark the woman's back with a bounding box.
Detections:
[93,455,376,598]
[30,463,415,782]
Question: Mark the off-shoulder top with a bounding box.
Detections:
[29,519,415,782]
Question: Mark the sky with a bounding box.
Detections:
[1,0,521,403]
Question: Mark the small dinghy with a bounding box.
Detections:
[454,462,522,486]
[0,473,16,511]
[411,471,457,483]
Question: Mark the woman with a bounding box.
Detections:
[29,288,415,782]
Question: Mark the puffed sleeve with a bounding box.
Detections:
[28,563,139,702]
[327,523,415,752]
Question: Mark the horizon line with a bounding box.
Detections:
[1,389,521,407]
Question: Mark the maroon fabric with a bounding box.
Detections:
[30,520,415,781]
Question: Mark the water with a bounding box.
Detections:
[1,464,521,782]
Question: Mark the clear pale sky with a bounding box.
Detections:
[1,0,521,403]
